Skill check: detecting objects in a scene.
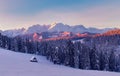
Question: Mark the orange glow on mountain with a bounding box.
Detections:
[61,31,71,36]
[43,36,72,41]
[94,29,120,37]
[33,33,39,41]
[76,33,88,37]
[103,29,120,36]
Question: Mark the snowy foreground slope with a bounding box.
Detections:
[0,48,120,76]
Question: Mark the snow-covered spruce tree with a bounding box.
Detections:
[109,50,116,71]
[99,51,109,71]
[15,37,26,53]
[0,35,7,48]
[32,41,39,55]
[45,41,51,60]
[0,33,12,50]
[73,41,90,69]
[10,38,16,51]
[74,42,81,68]
[67,40,75,67]
[0,33,2,47]
[42,40,66,65]
[63,40,75,67]
[52,46,61,64]
[89,45,100,70]
[58,46,66,64]
[26,39,34,54]
[6,38,12,50]
[116,54,120,72]
[80,44,90,70]
[41,41,48,56]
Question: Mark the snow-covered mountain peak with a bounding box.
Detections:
[48,23,70,32]
[49,22,57,30]
[73,25,85,28]
[27,24,49,33]
[0,23,115,37]
[1,28,26,37]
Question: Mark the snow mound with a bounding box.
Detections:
[0,48,119,76]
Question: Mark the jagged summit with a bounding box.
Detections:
[48,23,70,32]
[0,23,115,37]
[48,22,57,30]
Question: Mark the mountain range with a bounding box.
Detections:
[0,23,114,37]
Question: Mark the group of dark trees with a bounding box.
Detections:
[0,33,120,72]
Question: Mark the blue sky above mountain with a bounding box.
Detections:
[0,0,120,30]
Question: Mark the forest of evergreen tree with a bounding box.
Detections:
[0,33,120,72]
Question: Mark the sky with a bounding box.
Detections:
[0,0,120,30]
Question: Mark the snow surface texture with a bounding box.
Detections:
[0,48,120,76]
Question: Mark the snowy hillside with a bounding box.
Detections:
[0,48,120,76]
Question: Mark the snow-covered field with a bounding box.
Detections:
[0,48,120,76]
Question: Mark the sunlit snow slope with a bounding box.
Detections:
[0,48,120,76]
